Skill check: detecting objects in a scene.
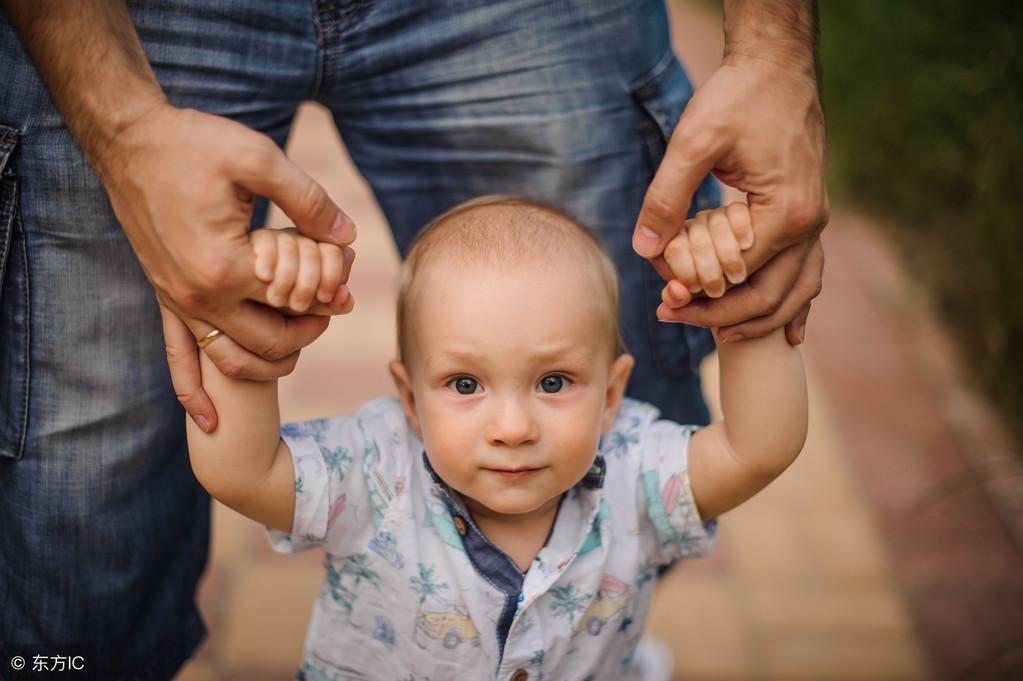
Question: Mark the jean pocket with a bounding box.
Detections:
[630,52,720,378]
[631,50,692,170]
[0,123,30,461]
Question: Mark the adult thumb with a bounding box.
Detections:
[633,127,722,259]
[230,136,356,245]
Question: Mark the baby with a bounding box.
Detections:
[187,196,807,681]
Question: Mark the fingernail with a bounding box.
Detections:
[331,212,357,243]
[721,333,744,343]
[193,414,210,433]
[257,265,274,281]
[740,234,754,249]
[688,284,703,294]
[726,269,745,284]
[634,225,661,257]
[798,322,806,343]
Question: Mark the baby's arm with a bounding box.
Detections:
[187,229,350,531]
[186,353,295,532]
[661,204,808,519]
[688,329,807,519]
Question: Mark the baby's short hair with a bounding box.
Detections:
[396,195,624,363]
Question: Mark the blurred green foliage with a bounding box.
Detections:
[819,2,1023,444]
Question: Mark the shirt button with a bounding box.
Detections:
[453,515,468,536]
[510,670,528,681]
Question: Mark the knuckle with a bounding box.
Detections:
[261,336,292,362]
[676,129,712,161]
[216,355,244,379]
[163,341,192,364]
[663,237,686,262]
[235,140,276,176]
[172,286,209,314]
[279,352,300,376]
[643,190,679,225]
[190,253,235,291]
[763,291,784,316]
[301,181,330,219]
[787,197,825,235]
[808,279,823,300]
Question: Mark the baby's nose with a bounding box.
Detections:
[486,398,539,447]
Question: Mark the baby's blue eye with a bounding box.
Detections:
[539,375,567,393]
[453,377,479,395]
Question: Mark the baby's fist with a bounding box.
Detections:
[662,202,753,304]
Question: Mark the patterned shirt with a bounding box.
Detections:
[269,396,715,681]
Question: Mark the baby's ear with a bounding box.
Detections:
[601,354,635,433]
[389,360,422,436]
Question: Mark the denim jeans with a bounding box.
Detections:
[0,0,718,678]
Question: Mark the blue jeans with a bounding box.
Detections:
[0,0,718,678]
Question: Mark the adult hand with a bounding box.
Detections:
[94,104,358,430]
[633,33,829,345]
[4,2,356,431]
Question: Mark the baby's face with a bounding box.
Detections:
[391,256,632,525]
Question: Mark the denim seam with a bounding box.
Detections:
[13,205,29,461]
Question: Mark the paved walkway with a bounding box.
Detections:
[175,3,1022,680]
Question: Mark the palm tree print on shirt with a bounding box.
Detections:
[326,553,381,626]
[549,584,591,627]
[409,562,449,647]
[324,445,353,482]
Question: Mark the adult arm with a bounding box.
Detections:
[3,1,357,430]
[633,0,829,344]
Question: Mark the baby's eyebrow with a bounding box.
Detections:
[430,344,588,366]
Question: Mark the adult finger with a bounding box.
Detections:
[160,305,218,433]
[716,240,824,341]
[659,239,816,328]
[191,318,305,382]
[633,125,727,258]
[784,302,811,346]
[214,300,330,364]
[228,137,357,246]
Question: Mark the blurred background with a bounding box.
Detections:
[176,1,1023,679]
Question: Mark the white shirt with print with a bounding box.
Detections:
[268,396,714,681]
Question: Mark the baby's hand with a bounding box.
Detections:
[251,228,354,313]
[661,202,754,306]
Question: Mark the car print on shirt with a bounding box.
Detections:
[577,574,631,636]
[368,530,405,570]
[416,606,481,649]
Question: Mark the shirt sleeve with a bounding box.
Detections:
[635,414,717,567]
[266,397,410,558]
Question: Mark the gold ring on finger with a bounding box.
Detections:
[196,328,224,349]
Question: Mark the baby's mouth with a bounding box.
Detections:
[483,466,545,479]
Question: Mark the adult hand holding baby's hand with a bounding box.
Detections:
[632,10,829,346]
[96,105,358,432]
[251,228,356,314]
